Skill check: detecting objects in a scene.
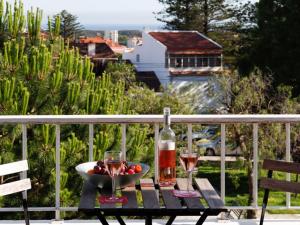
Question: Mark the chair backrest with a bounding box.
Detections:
[260,159,300,194]
[0,160,31,196]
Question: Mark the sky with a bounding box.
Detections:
[6,0,257,30]
[6,0,165,28]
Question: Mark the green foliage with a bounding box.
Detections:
[1,37,25,71]
[198,163,300,215]
[0,1,193,219]
[128,86,191,115]
[213,69,299,215]
[53,10,84,41]
[27,7,42,46]
[118,34,128,45]
[0,0,25,42]
[104,62,136,88]
[156,0,230,34]
[0,77,29,114]
[156,0,202,31]
[253,0,300,95]
[48,15,60,41]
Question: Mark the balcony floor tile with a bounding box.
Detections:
[1,218,300,225]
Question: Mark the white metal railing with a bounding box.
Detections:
[0,114,300,220]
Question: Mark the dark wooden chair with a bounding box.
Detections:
[0,160,31,225]
[259,159,300,225]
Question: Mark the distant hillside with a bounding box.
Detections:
[82,30,142,38]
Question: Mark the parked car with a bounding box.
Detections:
[197,136,242,156]
[179,126,220,141]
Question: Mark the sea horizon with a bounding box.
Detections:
[82,23,163,31]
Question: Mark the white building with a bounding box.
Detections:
[127,36,143,48]
[104,30,119,43]
[123,30,223,88]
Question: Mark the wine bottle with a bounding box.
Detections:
[158,107,176,185]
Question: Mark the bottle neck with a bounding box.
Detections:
[164,114,171,129]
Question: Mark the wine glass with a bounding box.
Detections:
[99,151,127,204]
[173,148,200,197]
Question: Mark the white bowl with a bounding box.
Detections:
[75,161,150,189]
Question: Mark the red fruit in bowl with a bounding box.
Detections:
[127,169,135,175]
[129,165,135,171]
[135,164,142,173]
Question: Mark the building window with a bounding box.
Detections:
[209,57,215,67]
[136,54,140,62]
[216,57,221,67]
[197,57,202,67]
[170,58,176,67]
[189,58,195,67]
[175,58,182,68]
[202,58,208,67]
[167,55,221,68]
[183,58,189,67]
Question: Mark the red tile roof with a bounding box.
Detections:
[148,31,222,55]
[71,42,116,58]
[79,36,126,53]
[79,36,105,44]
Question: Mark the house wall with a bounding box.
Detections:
[123,31,223,89]
[123,32,170,86]
[123,32,166,64]
[88,43,96,56]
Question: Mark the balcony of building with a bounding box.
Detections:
[0,115,300,224]
[166,55,223,73]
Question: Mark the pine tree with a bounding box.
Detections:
[0,1,192,219]
[254,0,300,95]
[156,0,228,35]
[53,10,84,41]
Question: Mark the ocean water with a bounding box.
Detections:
[83,24,163,31]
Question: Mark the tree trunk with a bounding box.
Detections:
[246,163,257,218]
[203,0,208,35]
[240,134,257,219]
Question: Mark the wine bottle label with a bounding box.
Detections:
[159,141,175,150]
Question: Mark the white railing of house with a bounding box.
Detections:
[0,114,300,220]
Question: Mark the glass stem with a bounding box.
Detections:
[187,171,192,192]
[112,176,116,198]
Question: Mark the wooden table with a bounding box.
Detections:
[78,178,226,225]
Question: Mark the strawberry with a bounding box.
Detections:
[127,169,135,175]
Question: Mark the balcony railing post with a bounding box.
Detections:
[187,124,192,153]
[121,124,126,161]
[55,125,60,220]
[253,123,258,208]
[221,123,226,202]
[22,124,27,199]
[154,123,159,184]
[88,124,94,162]
[286,123,291,208]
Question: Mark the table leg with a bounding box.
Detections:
[97,214,109,225]
[116,215,126,225]
[166,216,176,225]
[145,216,152,225]
[196,211,208,225]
